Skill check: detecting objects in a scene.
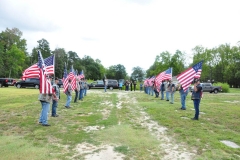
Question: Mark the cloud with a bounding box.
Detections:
[0,0,59,32]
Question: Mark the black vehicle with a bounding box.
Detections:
[15,78,40,89]
[58,79,63,88]
[0,78,9,87]
[88,79,118,90]
[108,79,118,90]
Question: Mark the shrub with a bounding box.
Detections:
[214,82,230,93]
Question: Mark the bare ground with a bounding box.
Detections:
[72,90,197,159]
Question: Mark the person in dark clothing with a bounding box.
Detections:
[133,81,137,91]
[130,81,133,91]
[191,79,202,120]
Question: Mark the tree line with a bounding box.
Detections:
[0,28,128,80]
[1,28,240,87]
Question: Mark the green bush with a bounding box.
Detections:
[214,82,230,93]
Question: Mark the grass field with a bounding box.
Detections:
[0,86,240,160]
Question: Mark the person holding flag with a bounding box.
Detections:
[191,79,202,120]
[65,79,72,108]
[176,61,203,119]
[37,50,56,126]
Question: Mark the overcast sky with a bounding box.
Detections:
[0,0,240,75]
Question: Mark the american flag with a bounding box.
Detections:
[147,76,155,86]
[38,50,53,94]
[177,61,203,91]
[155,68,172,87]
[78,70,85,79]
[22,55,54,80]
[63,65,76,93]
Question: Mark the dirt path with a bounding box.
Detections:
[119,91,196,159]
[73,90,196,159]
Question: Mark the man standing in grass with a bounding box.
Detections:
[178,83,189,110]
[65,79,72,108]
[79,78,84,100]
[160,81,165,100]
[166,80,170,101]
[84,79,88,96]
[74,78,80,103]
[39,76,56,126]
[191,79,202,120]
[52,77,60,117]
[104,78,108,92]
[169,80,175,104]
[133,80,137,91]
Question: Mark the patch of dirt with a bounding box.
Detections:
[87,90,197,159]
[72,142,125,160]
[117,92,197,159]
[223,100,240,103]
[83,126,105,133]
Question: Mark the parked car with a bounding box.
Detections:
[88,79,118,90]
[108,79,119,90]
[0,78,9,87]
[15,78,40,89]
[190,83,222,93]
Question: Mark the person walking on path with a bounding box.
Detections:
[191,79,202,120]
[52,77,60,117]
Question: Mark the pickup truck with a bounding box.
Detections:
[190,83,222,93]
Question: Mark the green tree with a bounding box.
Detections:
[105,64,127,80]
[131,66,145,82]
[52,48,67,78]
[0,28,27,77]
[31,39,51,64]
[170,50,185,76]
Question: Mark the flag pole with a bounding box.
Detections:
[53,53,55,80]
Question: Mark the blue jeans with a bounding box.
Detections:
[161,91,164,99]
[151,88,154,96]
[181,93,187,109]
[52,100,58,116]
[147,87,150,95]
[79,89,84,100]
[104,85,107,92]
[126,86,129,91]
[39,101,50,125]
[84,89,87,96]
[166,91,169,100]
[170,92,174,103]
[65,95,72,107]
[193,99,200,119]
